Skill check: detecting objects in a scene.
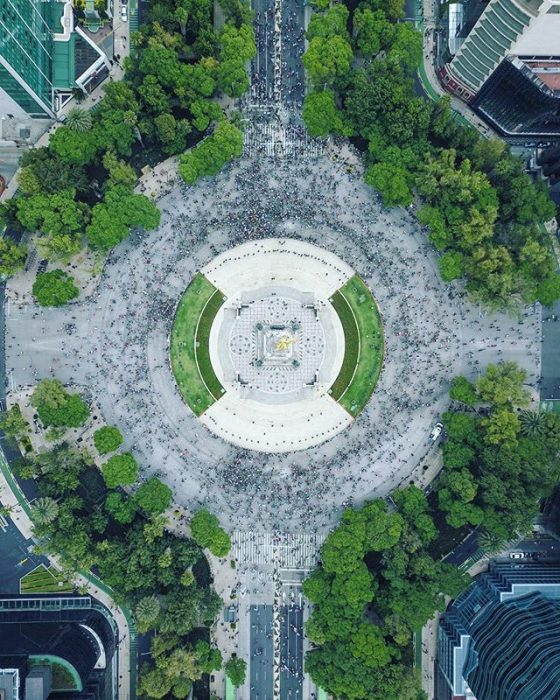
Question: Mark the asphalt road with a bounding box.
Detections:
[250,605,274,700]
[541,300,560,400]
[280,604,303,700]
[280,0,305,110]
[252,0,276,105]
[443,530,478,566]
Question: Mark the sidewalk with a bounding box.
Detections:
[0,448,134,700]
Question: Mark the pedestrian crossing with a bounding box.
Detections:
[233,531,325,569]
[243,121,324,159]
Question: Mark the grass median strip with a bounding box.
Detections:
[170,272,225,416]
[329,275,384,417]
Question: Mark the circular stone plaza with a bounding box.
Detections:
[170,239,383,451]
[5,155,540,532]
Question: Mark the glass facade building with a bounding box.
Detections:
[0,595,118,700]
[0,0,55,117]
[472,57,560,135]
[436,562,560,700]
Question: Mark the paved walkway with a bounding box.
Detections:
[4,153,541,533]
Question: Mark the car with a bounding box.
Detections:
[120,5,128,21]
[430,422,443,441]
[510,552,524,559]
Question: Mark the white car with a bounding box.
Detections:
[510,552,524,559]
[120,5,128,21]
[430,422,443,441]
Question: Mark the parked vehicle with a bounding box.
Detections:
[430,422,443,441]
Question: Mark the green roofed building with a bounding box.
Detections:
[0,0,109,119]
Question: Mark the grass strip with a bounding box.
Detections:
[329,275,384,417]
[170,272,224,416]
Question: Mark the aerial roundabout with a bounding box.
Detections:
[170,239,384,452]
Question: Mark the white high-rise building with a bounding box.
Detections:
[442,0,560,101]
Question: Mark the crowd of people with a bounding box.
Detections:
[5,154,541,538]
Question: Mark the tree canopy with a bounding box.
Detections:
[438,363,560,539]
[299,0,558,308]
[190,509,232,556]
[178,120,243,184]
[102,453,139,488]
[94,425,124,455]
[303,491,465,699]
[31,379,90,428]
[133,477,173,515]
[32,269,80,307]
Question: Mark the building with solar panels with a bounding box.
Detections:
[0,595,118,700]
[0,0,109,119]
[438,0,560,135]
[435,561,560,700]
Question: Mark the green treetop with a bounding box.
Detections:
[94,426,123,454]
[31,379,89,428]
[190,509,232,556]
[224,657,247,688]
[32,270,80,307]
[102,453,139,488]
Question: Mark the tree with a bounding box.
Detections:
[302,90,346,138]
[66,107,93,132]
[16,189,87,241]
[139,635,203,699]
[0,237,27,278]
[31,496,59,526]
[135,595,161,633]
[449,376,478,406]
[353,8,392,58]
[102,150,138,190]
[102,453,139,488]
[18,148,88,195]
[32,444,89,496]
[49,126,98,165]
[536,274,560,306]
[105,492,136,524]
[441,440,475,469]
[220,22,256,62]
[224,657,246,687]
[195,640,222,674]
[86,187,160,251]
[482,409,520,448]
[439,250,463,282]
[477,528,506,554]
[31,380,90,428]
[475,362,530,408]
[442,411,478,441]
[191,509,231,556]
[134,477,173,515]
[303,35,353,87]
[307,5,350,41]
[519,410,547,438]
[93,426,123,455]
[365,161,412,207]
[161,588,223,636]
[0,404,30,440]
[178,120,243,185]
[32,269,79,307]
